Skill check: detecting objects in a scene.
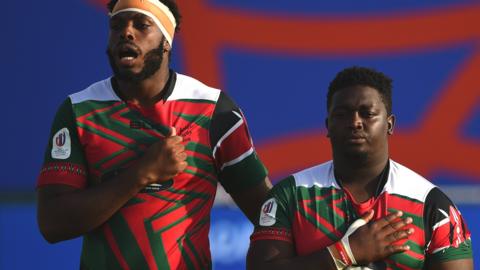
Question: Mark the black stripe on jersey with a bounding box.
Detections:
[209,91,242,149]
[423,187,464,247]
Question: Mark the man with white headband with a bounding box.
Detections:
[36,0,272,269]
[247,67,473,270]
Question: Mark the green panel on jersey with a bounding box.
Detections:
[388,207,423,227]
[173,112,211,129]
[183,169,216,186]
[186,156,214,175]
[83,107,161,143]
[109,214,150,270]
[168,188,211,201]
[154,199,205,233]
[389,193,423,204]
[145,221,170,270]
[185,142,212,158]
[81,231,122,270]
[296,187,351,241]
[178,216,210,270]
[178,239,196,270]
[124,196,146,207]
[72,100,120,117]
[121,110,170,135]
[219,152,268,194]
[389,240,424,268]
[429,239,473,263]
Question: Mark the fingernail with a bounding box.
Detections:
[397,211,403,216]
[405,217,413,223]
[409,228,414,234]
[405,245,410,250]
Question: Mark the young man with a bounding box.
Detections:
[247,67,473,269]
[37,0,272,269]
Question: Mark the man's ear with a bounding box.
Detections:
[387,114,395,135]
[325,118,330,137]
[163,41,171,53]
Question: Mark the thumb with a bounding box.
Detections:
[361,209,375,223]
[169,126,177,137]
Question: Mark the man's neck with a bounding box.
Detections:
[114,66,170,107]
[333,152,389,202]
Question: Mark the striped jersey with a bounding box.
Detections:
[38,71,267,270]
[251,160,472,269]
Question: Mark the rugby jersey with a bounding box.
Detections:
[251,160,471,269]
[38,71,267,270]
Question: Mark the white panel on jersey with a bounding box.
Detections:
[383,160,436,203]
[293,161,341,190]
[168,73,221,102]
[69,78,121,104]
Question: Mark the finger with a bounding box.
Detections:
[385,243,410,255]
[167,135,184,144]
[176,152,188,161]
[169,127,177,137]
[375,211,403,229]
[360,209,375,223]
[386,228,414,243]
[177,161,188,171]
[383,217,413,235]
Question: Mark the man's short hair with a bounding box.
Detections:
[107,0,182,32]
[327,66,393,115]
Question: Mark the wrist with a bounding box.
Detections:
[327,241,354,269]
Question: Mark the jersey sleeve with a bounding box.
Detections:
[424,187,472,263]
[250,176,296,244]
[209,91,268,194]
[37,98,88,189]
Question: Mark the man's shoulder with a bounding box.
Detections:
[292,160,337,189]
[168,73,222,103]
[68,77,119,105]
[386,160,436,203]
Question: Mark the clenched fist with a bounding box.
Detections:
[136,127,188,186]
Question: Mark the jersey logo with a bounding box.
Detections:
[140,179,174,193]
[260,198,278,226]
[51,128,71,159]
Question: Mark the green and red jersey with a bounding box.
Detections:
[251,160,472,269]
[38,71,267,270]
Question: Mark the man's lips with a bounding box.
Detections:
[116,43,141,64]
[346,134,366,143]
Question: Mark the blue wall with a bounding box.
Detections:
[2,0,479,268]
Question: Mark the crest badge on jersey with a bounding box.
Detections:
[259,198,278,226]
[51,128,71,159]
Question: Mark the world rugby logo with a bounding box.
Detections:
[55,132,66,147]
[52,128,71,159]
[259,198,277,226]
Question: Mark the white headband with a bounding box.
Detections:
[110,0,176,45]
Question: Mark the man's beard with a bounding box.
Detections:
[107,40,165,83]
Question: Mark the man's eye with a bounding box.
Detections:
[362,111,375,118]
[110,23,121,30]
[137,23,151,29]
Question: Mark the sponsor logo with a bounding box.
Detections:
[51,128,71,159]
[259,198,277,226]
[140,179,174,193]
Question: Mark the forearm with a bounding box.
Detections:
[248,247,337,270]
[38,165,147,243]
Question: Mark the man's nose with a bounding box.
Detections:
[349,112,363,129]
[120,22,135,40]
